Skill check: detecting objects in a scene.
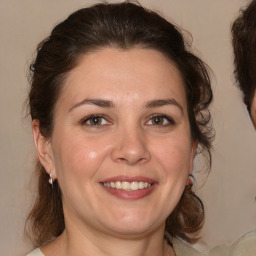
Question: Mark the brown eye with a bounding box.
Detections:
[146,115,175,126]
[152,116,164,125]
[81,115,110,126]
[89,116,103,125]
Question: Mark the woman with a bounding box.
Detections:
[26,2,213,255]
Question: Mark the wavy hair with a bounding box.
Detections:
[26,1,213,247]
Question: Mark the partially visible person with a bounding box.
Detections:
[205,1,256,255]
[232,0,256,129]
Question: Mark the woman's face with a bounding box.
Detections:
[250,89,256,129]
[39,47,196,237]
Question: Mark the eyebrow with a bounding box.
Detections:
[145,99,183,114]
[69,98,115,112]
[69,98,183,113]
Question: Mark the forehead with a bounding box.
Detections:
[58,47,187,109]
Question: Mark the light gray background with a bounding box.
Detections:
[1,1,256,255]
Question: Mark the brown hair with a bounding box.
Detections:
[232,0,256,112]
[26,1,213,247]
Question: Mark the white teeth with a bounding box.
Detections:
[122,181,130,190]
[139,181,145,189]
[115,181,122,189]
[103,181,152,191]
[130,181,138,191]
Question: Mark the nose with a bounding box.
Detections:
[111,127,151,166]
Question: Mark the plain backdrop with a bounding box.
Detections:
[1,0,256,255]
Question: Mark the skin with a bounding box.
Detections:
[33,47,197,256]
[250,90,256,129]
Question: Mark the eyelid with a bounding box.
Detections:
[80,114,112,126]
[79,113,175,127]
[145,114,176,126]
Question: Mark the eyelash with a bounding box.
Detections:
[146,114,176,127]
[80,114,111,127]
[80,114,175,127]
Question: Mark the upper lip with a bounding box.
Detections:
[100,175,156,184]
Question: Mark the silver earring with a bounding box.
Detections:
[49,173,53,187]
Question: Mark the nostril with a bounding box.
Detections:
[111,132,151,165]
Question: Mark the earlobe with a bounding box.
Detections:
[32,120,56,179]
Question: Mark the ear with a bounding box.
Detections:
[32,120,56,180]
[189,140,198,174]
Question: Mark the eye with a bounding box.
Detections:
[81,115,110,126]
[146,115,175,126]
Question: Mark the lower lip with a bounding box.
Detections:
[101,184,156,200]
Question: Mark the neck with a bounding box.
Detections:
[42,221,175,256]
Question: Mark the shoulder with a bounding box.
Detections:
[172,238,203,256]
[26,248,44,256]
[206,229,256,256]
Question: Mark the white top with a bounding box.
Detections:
[206,229,256,256]
[26,239,201,256]
[26,248,44,256]
[26,229,256,256]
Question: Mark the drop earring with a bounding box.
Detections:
[49,173,53,187]
[187,175,193,186]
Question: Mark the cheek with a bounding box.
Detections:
[52,135,111,182]
[153,137,193,181]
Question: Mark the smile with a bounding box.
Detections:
[103,181,152,191]
[100,176,156,200]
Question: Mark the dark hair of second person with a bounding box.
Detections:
[232,0,256,127]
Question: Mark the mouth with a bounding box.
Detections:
[103,181,152,191]
[100,176,156,200]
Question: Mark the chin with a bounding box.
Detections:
[106,224,158,238]
[99,211,164,237]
